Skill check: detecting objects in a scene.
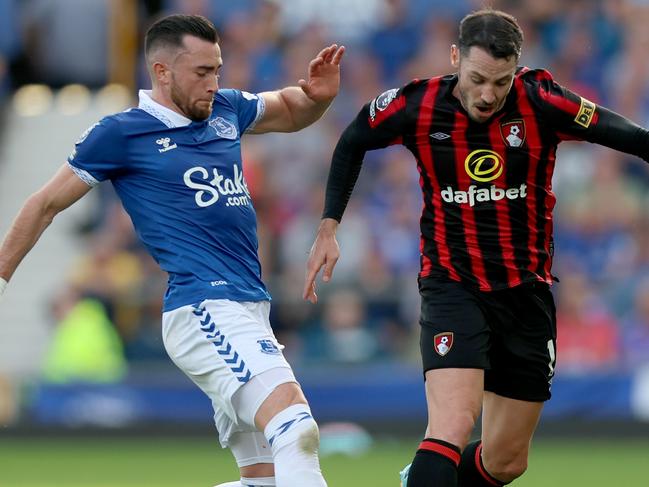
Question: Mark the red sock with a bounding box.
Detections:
[406,438,461,487]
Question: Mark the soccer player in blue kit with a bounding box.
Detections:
[0,14,344,487]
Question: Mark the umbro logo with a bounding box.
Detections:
[430,132,451,140]
[156,137,177,153]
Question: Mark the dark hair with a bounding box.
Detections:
[145,14,219,58]
[458,9,523,60]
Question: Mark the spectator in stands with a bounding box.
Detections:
[20,0,110,87]
[43,287,127,383]
[555,271,621,372]
[304,287,380,363]
[620,277,649,369]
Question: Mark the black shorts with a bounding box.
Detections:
[419,278,557,402]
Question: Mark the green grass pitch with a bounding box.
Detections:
[0,437,648,486]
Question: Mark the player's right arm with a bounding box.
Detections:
[0,165,91,288]
[303,84,414,303]
[0,114,124,296]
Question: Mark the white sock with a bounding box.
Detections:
[263,404,326,487]
[214,476,275,487]
[241,476,276,486]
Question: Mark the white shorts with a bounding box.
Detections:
[162,299,296,447]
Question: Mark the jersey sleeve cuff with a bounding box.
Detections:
[245,94,266,133]
[67,162,101,187]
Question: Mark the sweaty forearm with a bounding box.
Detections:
[0,193,57,282]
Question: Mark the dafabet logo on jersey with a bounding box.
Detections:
[574,97,596,128]
[464,149,503,182]
[440,149,528,207]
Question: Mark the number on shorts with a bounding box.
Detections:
[547,339,556,378]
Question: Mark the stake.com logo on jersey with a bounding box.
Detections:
[183,164,251,208]
[440,149,527,207]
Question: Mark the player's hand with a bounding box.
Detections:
[303,218,340,304]
[298,44,345,103]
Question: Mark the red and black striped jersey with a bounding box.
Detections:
[323,67,649,291]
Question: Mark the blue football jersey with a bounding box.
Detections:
[68,90,271,311]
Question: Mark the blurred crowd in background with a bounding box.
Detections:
[2,0,649,380]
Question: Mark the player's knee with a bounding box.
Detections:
[483,452,528,483]
[272,412,320,454]
[452,411,478,446]
[255,382,307,429]
[297,420,321,454]
[427,410,476,448]
[264,404,325,487]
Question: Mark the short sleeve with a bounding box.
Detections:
[218,89,265,133]
[67,116,126,186]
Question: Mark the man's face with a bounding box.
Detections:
[452,45,517,123]
[167,35,222,121]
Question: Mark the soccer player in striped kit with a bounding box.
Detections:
[304,8,649,487]
[0,14,344,487]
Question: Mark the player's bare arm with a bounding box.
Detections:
[249,44,345,134]
[0,164,91,286]
[303,217,340,304]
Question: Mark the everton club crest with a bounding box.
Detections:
[500,119,526,148]
[434,332,454,356]
[209,117,238,140]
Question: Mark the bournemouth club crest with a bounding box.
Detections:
[500,120,526,148]
[434,332,454,356]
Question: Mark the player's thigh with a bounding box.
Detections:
[485,282,557,402]
[418,279,489,446]
[419,278,490,371]
[424,368,484,448]
[162,300,294,440]
[480,391,543,472]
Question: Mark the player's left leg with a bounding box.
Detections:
[401,393,541,487]
[214,370,321,487]
[457,392,543,485]
[458,281,555,486]
[213,430,275,487]
[232,366,325,487]
[256,382,326,487]
[162,300,301,487]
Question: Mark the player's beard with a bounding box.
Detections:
[458,86,501,123]
[170,79,213,121]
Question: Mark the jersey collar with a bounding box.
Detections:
[138,90,192,128]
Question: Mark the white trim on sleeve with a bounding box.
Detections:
[245,93,266,133]
[67,162,101,187]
